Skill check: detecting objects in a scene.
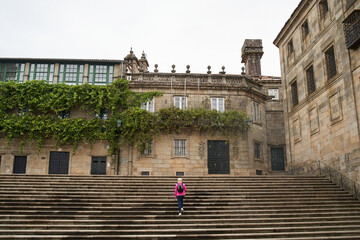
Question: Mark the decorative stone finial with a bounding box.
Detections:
[207,65,212,74]
[154,64,159,73]
[220,66,226,74]
[241,67,246,75]
[141,51,146,58]
[130,47,133,54]
[186,65,191,74]
[171,64,176,73]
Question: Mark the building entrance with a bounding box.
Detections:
[208,140,230,174]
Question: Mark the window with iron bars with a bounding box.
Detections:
[174,140,186,156]
[302,20,310,40]
[291,80,299,107]
[343,10,360,49]
[306,65,316,95]
[325,46,337,79]
[319,0,329,18]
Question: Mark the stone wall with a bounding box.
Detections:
[274,0,360,182]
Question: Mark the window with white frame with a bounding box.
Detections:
[95,108,108,120]
[211,98,224,112]
[28,63,55,83]
[143,140,153,156]
[141,98,154,112]
[88,65,114,85]
[174,139,186,156]
[0,63,26,82]
[253,102,260,123]
[268,89,279,100]
[174,96,187,110]
[59,64,84,85]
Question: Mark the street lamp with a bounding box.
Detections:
[245,117,252,132]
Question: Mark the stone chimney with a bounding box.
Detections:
[241,39,264,76]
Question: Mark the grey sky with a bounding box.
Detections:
[0,0,299,76]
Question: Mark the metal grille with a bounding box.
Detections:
[174,140,186,156]
[291,81,299,106]
[287,39,294,56]
[306,65,316,94]
[325,46,337,79]
[320,0,329,17]
[302,20,309,39]
[343,10,360,49]
[143,141,153,156]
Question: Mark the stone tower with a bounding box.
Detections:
[241,39,264,76]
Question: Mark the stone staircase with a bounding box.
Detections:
[0,174,359,239]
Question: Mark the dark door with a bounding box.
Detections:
[49,152,69,174]
[208,140,230,174]
[13,156,27,174]
[271,148,285,171]
[91,157,107,175]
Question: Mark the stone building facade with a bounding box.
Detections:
[0,40,285,176]
[274,0,360,182]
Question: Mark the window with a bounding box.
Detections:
[253,102,260,123]
[254,142,261,159]
[343,10,360,49]
[306,65,316,95]
[59,64,84,85]
[89,65,114,85]
[174,139,186,156]
[211,98,224,112]
[287,39,294,57]
[17,107,28,116]
[174,96,187,110]
[0,63,25,82]
[319,0,329,18]
[95,108,108,120]
[302,20,310,39]
[143,140,153,156]
[291,81,299,107]
[141,98,154,112]
[28,63,55,83]
[58,110,70,119]
[325,46,337,79]
[268,89,279,100]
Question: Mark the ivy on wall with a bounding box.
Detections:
[0,79,249,155]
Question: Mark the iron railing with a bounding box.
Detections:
[318,160,359,200]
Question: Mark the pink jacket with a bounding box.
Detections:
[174,183,186,198]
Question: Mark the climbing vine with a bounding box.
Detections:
[0,79,249,155]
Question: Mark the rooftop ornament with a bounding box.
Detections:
[207,65,212,74]
[154,64,159,73]
[171,64,176,73]
[220,66,226,74]
[241,67,246,75]
[186,65,191,74]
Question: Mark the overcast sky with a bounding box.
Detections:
[0,0,299,77]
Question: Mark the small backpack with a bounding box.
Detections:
[177,183,184,193]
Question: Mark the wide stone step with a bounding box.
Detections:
[2,204,359,211]
[1,220,360,230]
[1,211,359,220]
[1,229,360,239]
[2,215,360,225]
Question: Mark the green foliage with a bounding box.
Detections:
[0,79,161,154]
[121,107,248,153]
[0,79,249,155]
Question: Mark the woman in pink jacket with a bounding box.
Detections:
[174,178,186,216]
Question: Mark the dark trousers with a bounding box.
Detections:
[177,195,185,213]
